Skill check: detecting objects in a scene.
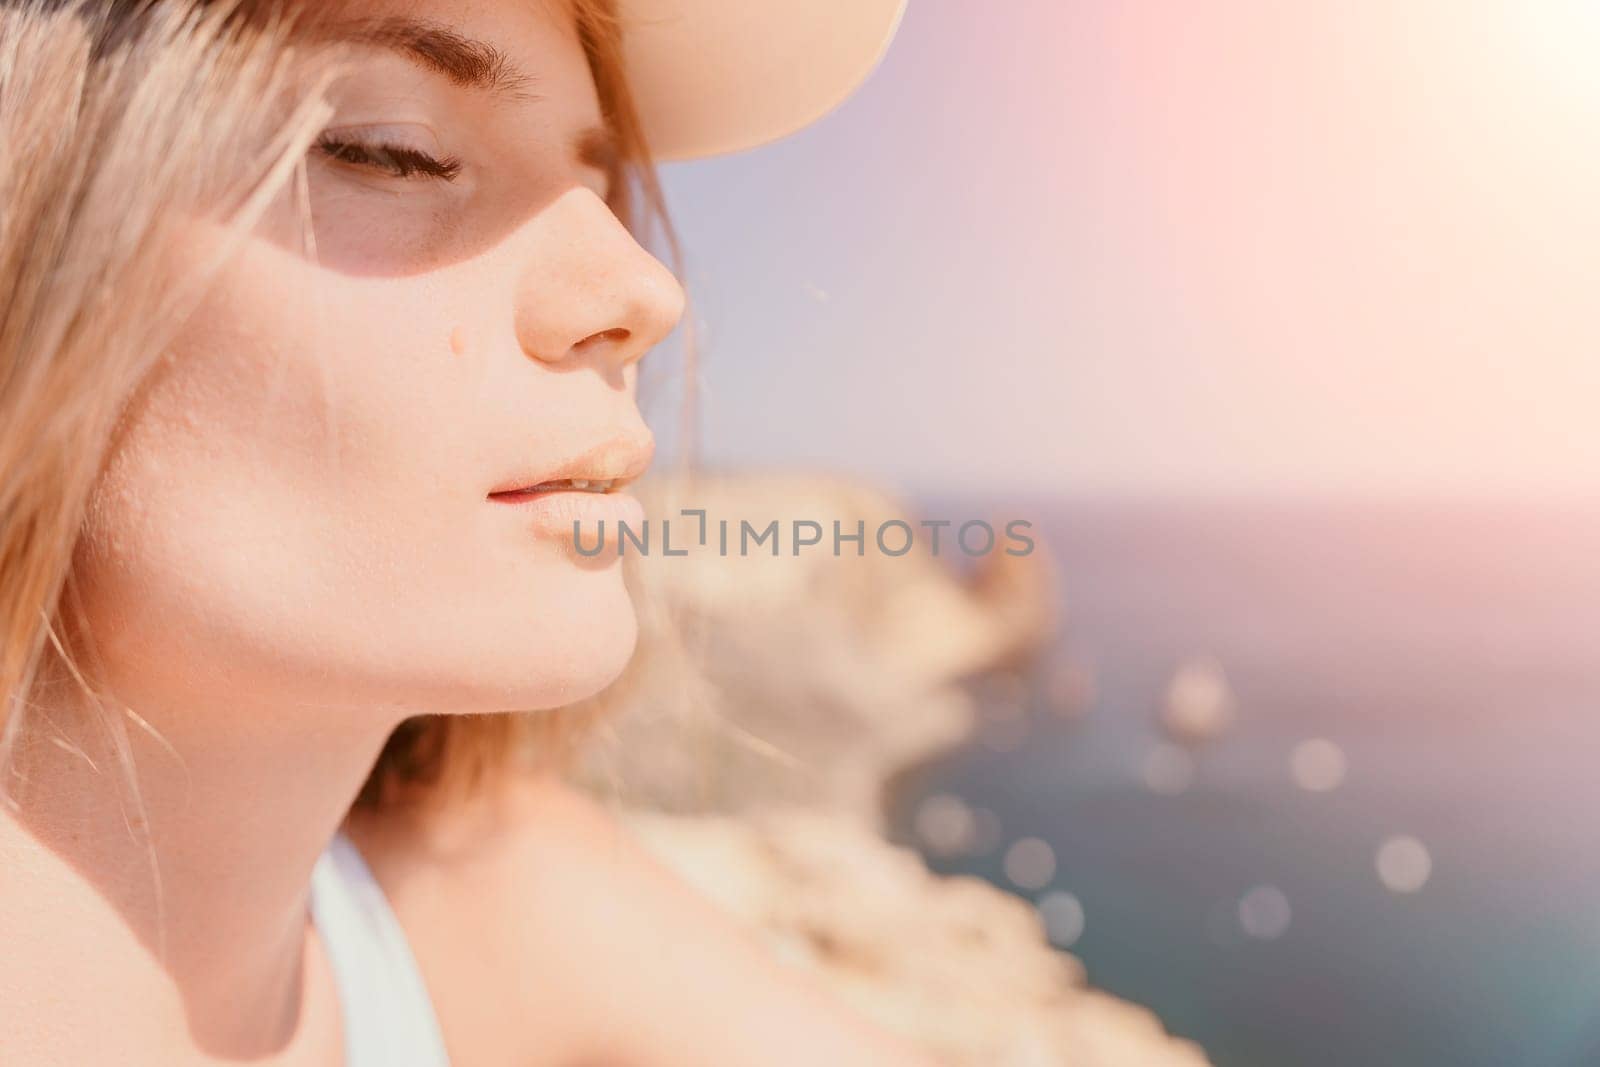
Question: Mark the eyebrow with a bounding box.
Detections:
[327,15,623,197]
[331,16,541,103]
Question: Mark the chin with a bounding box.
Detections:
[475,566,640,712]
[542,607,639,709]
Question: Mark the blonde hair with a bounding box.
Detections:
[0,0,680,812]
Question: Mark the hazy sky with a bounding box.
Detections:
[647,0,1599,496]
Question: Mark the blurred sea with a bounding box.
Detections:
[889,495,1600,1067]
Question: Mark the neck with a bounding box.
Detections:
[0,665,398,1061]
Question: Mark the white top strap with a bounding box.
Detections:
[309,831,452,1067]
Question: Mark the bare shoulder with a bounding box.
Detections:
[345,774,934,1067]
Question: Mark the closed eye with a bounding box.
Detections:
[314,133,462,181]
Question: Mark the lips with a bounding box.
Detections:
[489,478,620,502]
[489,475,646,547]
[487,434,655,501]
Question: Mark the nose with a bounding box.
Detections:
[511,188,685,368]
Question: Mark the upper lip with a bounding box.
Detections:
[488,432,656,495]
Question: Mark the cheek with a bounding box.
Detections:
[74,227,635,714]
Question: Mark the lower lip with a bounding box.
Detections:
[488,488,645,546]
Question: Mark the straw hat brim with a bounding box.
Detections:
[618,0,908,162]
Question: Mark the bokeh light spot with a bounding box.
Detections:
[1238,885,1292,939]
[1376,835,1433,893]
[914,792,977,857]
[1036,890,1086,947]
[1290,737,1348,792]
[1004,837,1057,891]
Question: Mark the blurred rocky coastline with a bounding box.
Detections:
[577,472,1209,1066]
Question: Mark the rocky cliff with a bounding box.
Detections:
[578,472,1209,1065]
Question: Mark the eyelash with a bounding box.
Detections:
[314,134,462,182]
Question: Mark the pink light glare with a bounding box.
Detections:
[672,0,1600,496]
[1074,0,1600,493]
[1030,0,1593,492]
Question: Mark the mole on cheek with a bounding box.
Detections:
[448,326,468,356]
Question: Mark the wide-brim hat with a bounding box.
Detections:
[618,0,907,161]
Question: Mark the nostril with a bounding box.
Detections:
[578,327,630,347]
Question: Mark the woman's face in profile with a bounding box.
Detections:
[74,0,685,718]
